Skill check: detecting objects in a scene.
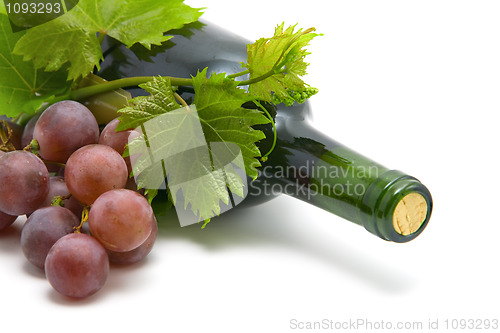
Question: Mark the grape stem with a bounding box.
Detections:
[174,92,189,108]
[50,194,72,207]
[74,206,90,234]
[23,138,39,154]
[0,120,16,152]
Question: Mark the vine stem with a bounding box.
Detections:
[254,101,277,161]
[227,69,250,79]
[174,92,189,108]
[49,69,275,107]
[236,69,276,87]
[68,76,193,101]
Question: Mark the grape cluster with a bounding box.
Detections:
[0,101,157,299]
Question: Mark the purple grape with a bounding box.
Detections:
[107,216,158,264]
[0,151,49,215]
[64,144,128,205]
[33,101,99,163]
[0,210,17,232]
[0,149,15,230]
[21,114,40,148]
[88,189,154,252]
[45,233,109,298]
[98,118,131,154]
[99,118,140,173]
[21,206,80,269]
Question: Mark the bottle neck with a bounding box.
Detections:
[253,112,432,243]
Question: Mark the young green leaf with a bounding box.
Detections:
[116,76,179,131]
[13,0,203,80]
[0,13,71,117]
[244,23,320,104]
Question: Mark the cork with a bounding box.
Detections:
[393,193,428,236]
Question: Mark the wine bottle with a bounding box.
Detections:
[98,21,433,243]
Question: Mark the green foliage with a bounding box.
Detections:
[119,69,270,222]
[12,0,203,80]
[116,76,179,131]
[243,23,321,104]
[0,13,71,117]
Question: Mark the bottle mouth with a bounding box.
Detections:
[361,170,433,243]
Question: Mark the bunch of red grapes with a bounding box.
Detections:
[0,101,157,298]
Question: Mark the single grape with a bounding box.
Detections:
[88,189,154,252]
[98,118,131,154]
[65,144,128,205]
[33,100,99,163]
[21,206,80,269]
[21,114,40,148]
[0,151,49,215]
[45,233,109,298]
[0,210,17,232]
[39,176,84,218]
[99,117,140,173]
[107,216,158,264]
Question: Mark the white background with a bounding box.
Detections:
[1,1,500,332]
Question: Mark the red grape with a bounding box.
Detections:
[21,206,80,269]
[107,216,158,264]
[0,151,49,215]
[88,189,154,252]
[99,117,140,173]
[33,101,99,163]
[45,233,109,298]
[0,210,17,232]
[64,144,128,205]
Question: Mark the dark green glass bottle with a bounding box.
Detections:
[252,103,432,243]
[99,21,432,243]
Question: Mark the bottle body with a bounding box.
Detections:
[99,21,433,242]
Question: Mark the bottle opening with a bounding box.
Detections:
[392,192,428,236]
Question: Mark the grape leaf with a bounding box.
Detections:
[0,13,71,117]
[13,0,203,80]
[244,23,320,104]
[116,76,179,131]
[121,70,270,222]
[193,69,270,180]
